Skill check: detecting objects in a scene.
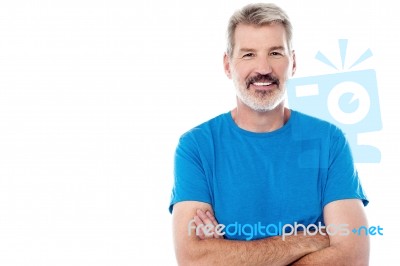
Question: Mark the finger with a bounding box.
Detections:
[198,210,224,239]
[194,215,205,240]
[196,209,213,225]
[193,214,203,227]
[206,210,219,226]
[196,210,217,239]
[203,211,224,239]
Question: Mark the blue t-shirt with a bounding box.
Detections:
[169,110,368,240]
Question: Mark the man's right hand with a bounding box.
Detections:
[193,209,224,240]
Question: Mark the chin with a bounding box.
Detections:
[246,96,285,112]
[236,86,286,112]
[250,105,279,112]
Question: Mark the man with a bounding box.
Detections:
[169,3,369,265]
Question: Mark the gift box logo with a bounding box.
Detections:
[287,39,382,163]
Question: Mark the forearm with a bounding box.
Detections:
[291,245,342,265]
[177,234,328,266]
[291,243,369,265]
[291,200,370,265]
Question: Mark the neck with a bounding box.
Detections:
[231,101,290,133]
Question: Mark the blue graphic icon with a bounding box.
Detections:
[287,39,382,163]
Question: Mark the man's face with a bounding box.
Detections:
[224,23,296,112]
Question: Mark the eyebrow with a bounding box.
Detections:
[268,46,285,51]
[238,48,257,53]
[238,46,286,53]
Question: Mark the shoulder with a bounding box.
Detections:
[179,112,229,141]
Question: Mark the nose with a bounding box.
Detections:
[255,57,272,75]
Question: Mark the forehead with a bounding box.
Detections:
[233,23,288,51]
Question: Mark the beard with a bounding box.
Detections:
[234,73,286,112]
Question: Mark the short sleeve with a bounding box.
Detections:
[169,132,212,213]
[322,127,369,208]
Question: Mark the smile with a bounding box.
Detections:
[253,82,273,86]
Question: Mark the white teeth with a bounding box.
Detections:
[253,82,272,86]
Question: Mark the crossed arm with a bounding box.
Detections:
[172,199,369,265]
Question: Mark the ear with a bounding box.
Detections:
[291,50,296,76]
[223,53,232,79]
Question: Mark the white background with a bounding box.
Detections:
[0,0,398,265]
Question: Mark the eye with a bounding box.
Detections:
[242,53,255,59]
[270,51,284,58]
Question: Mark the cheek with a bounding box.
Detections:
[275,61,292,78]
[233,63,252,81]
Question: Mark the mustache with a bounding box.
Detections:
[246,74,280,88]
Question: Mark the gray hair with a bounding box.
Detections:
[226,3,293,57]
